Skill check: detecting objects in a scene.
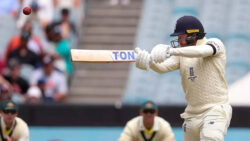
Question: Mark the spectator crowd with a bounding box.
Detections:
[0,0,84,104]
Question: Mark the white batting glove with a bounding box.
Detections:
[134,48,152,70]
[151,44,171,63]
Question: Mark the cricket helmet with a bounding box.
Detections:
[170,16,205,36]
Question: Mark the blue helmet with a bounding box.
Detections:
[170,16,205,36]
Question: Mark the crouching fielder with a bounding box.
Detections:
[135,16,232,141]
[118,101,175,141]
[0,100,29,141]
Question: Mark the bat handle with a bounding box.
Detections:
[134,47,153,65]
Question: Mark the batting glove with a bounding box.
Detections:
[134,48,152,70]
[151,44,171,63]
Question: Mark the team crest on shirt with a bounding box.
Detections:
[188,67,197,82]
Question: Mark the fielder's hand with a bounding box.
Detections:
[6,136,12,141]
[151,44,171,63]
[134,48,152,70]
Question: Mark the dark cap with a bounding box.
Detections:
[1,100,18,111]
[140,101,158,110]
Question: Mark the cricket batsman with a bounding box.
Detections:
[135,15,232,141]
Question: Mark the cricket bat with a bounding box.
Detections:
[70,49,136,63]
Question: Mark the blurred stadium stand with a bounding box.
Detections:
[0,15,16,58]
[69,0,143,105]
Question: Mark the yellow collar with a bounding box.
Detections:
[1,117,16,135]
[145,128,154,134]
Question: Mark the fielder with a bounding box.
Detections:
[135,16,232,141]
[118,101,175,141]
[0,100,29,141]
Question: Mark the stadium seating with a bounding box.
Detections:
[69,0,143,104]
[0,15,16,58]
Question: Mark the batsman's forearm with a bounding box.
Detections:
[170,45,214,58]
[150,56,180,73]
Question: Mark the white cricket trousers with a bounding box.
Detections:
[182,104,232,141]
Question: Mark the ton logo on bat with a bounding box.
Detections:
[112,51,135,61]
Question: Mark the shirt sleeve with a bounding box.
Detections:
[170,38,225,58]
[118,123,134,141]
[17,124,29,141]
[161,122,175,141]
[150,56,180,73]
[205,38,225,56]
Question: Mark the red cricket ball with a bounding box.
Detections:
[23,7,32,15]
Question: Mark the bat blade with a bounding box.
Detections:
[70,49,136,63]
